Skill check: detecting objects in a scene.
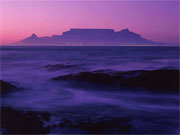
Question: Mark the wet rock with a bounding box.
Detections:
[1,107,51,134]
[39,112,51,121]
[25,111,51,121]
[42,126,51,133]
[59,119,72,128]
[52,71,123,85]
[121,69,179,92]
[58,117,132,134]
[52,69,179,93]
[0,80,18,95]
[52,124,57,128]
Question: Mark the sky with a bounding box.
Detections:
[0,0,179,45]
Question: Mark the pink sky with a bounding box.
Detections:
[0,0,179,45]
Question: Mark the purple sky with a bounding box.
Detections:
[1,0,179,45]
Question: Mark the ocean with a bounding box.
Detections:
[1,46,179,134]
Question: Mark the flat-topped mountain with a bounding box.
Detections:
[14,28,162,46]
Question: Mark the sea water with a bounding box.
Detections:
[1,46,179,133]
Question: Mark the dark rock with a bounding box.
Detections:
[52,69,179,93]
[59,122,64,128]
[42,126,51,133]
[121,69,179,92]
[0,80,18,95]
[52,124,57,128]
[59,119,72,128]
[52,71,123,85]
[24,111,51,121]
[39,112,51,121]
[1,107,51,134]
[58,117,132,134]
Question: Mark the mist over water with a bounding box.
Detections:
[1,46,179,134]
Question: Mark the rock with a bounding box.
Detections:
[1,107,51,134]
[52,124,57,128]
[58,117,132,134]
[0,80,18,95]
[121,69,179,92]
[39,112,51,121]
[59,119,72,128]
[52,69,180,93]
[52,72,123,85]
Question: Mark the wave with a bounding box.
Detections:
[52,69,180,93]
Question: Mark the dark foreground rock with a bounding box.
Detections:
[0,107,51,134]
[58,117,132,134]
[0,80,18,95]
[52,69,179,92]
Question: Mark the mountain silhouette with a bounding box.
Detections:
[13,28,165,46]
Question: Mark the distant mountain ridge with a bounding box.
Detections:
[13,28,167,46]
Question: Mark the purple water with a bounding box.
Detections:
[1,46,179,134]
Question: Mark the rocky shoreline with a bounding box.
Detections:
[1,106,133,134]
[52,69,180,93]
[1,69,179,134]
